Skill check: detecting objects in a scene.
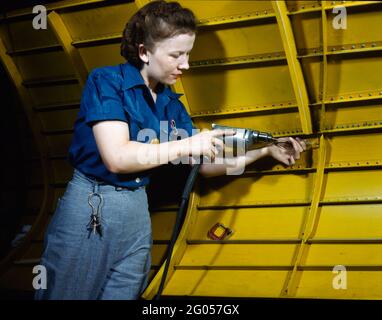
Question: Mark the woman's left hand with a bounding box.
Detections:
[266,137,306,166]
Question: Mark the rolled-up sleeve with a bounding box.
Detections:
[83,70,128,125]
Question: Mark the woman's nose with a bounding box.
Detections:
[178,56,190,70]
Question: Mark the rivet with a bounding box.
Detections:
[264,10,268,14]
[361,44,365,48]
[351,45,355,49]
[359,94,362,97]
[256,11,259,15]
[349,95,353,99]
[368,93,372,96]
[340,96,343,99]
[371,43,376,47]
[332,48,336,51]
[380,92,382,95]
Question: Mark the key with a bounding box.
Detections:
[87,192,103,237]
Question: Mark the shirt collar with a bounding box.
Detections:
[120,63,183,100]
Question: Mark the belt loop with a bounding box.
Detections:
[93,181,100,194]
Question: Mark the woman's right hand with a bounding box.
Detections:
[179,129,236,161]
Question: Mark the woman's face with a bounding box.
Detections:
[140,32,196,86]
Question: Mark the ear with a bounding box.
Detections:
[138,44,149,64]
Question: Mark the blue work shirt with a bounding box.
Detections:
[68,63,195,188]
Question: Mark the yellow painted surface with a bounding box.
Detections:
[190,207,307,239]
[1,0,382,299]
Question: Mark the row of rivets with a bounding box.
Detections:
[323,121,382,131]
[190,102,296,117]
[190,53,286,67]
[329,42,379,52]
[327,91,382,102]
[197,10,273,25]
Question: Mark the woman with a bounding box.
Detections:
[35,0,305,300]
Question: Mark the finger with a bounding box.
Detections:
[213,137,224,150]
[213,146,220,157]
[289,156,295,165]
[282,156,290,166]
[211,129,236,137]
[296,137,307,151]
[289,137,303,154]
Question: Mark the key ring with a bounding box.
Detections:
[88,192,103,215]
[87,192,104,237]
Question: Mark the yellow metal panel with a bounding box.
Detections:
[151,245,167,266]
[199,174,314,207]
[5,20,59,51]
[327,133,382,163]
[194,111,303,136]
[179,1,274,22]
[179,244,297,266]
[191,23,284,62]
[306,244,382,265]
[14,52,74,81]
[296,271,382,299]
[39,109,79,132]
[326,7,382,48]
[151,212,177,241]
[314,204,382,238]
[324,102,382,130]
[60,3,136,41]
[79,44,126,71]
[163,270,289,297]
[327,56,382,96]
[189,207,307,240]
[300,58,322,103]
[28,84,82,107]
[323,170,382,201]
[182,65,296,114]
[291,12,322,53]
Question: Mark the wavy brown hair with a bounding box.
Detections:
[120,0,196,69]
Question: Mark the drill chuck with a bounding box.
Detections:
[212,123,276,155]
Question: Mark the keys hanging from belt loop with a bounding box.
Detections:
[87,191,103,238]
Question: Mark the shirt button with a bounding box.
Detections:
[135,177,141,183]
